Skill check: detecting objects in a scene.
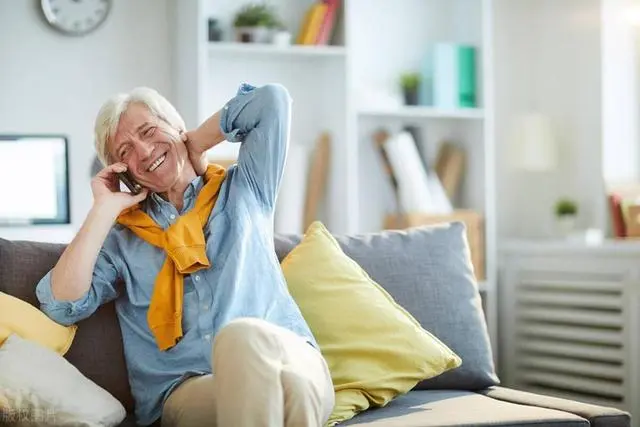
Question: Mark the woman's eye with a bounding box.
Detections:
[119,148,129,159]
[144,127,155,137]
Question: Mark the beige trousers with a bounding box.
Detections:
[161,318,335,427]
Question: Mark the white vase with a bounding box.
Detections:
[235,26,271,43]
[556,215,576,236]
[272,31,292,47]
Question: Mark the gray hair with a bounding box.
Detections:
[94,87,185,166]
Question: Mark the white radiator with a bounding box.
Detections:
[500,249,640,421]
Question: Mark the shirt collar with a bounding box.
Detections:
[147,174,205,212]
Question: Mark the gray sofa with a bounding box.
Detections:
[0,223,632,427]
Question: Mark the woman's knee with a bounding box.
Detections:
[212,317,281,363]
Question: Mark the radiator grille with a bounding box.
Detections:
[513,275,626,409]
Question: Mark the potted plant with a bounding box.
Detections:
[400,72,421,106]
[233,3,280,43]
[554,197,578,236]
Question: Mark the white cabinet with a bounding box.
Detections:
[500,241,640,420]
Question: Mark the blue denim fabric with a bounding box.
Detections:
[36,83,317,426]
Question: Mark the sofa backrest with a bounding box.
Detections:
[1,222,497,412]
[0,238,135,413]
[0,235,306,414]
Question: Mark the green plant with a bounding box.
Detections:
[400,72,421,91]
[233,3,280,28]
[555,198,578,217]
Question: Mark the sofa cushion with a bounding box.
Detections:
[0,238,134,413]
[339,390,589,427]
[479,387,631,427]
[0,333,126,427]
[280,221,461,425]
[0,291,77,355]
[274,222,499,390]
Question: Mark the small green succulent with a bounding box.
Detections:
[233,3,281,28]
[555,198,578,217]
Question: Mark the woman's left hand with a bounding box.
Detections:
[181,130,208,176]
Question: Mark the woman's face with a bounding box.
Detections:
[109,103,188,193]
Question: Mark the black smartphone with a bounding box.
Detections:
[117,171,143,195]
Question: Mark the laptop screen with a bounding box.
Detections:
[0,135,70,225]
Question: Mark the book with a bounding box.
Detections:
[303,132,331,230]
[608,193,626,238]
[315,0,340,45]
[433,43,477,108]
[297,3,328,45]
[373,129,402,216]
[383,131,434,214]
[435,142,465,202]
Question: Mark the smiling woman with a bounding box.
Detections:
[35,83,335,427]
[93,87,204,210]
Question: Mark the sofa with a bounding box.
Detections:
[0,224,632,427]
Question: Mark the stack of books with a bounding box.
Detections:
[421,43,477,108]
[296,0,340,45]
[608,185,640,238]
[374,129,484,280]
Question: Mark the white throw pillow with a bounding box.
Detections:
[0,334,126,427]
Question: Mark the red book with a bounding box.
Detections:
[315,0,340,45]
[609,193,626,238]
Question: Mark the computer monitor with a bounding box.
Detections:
[0,135,70,225]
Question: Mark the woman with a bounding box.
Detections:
[35,83,335,427]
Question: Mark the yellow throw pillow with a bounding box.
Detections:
[281,221,462,426]
[0,292,76,355]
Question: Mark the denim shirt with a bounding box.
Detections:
[35,83,318,426]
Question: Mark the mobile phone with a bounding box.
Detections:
[117,171,143,195]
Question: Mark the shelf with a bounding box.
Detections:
[358,106,484,120]
[208,42,347,58]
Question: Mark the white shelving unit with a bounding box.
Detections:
[169,0,497,357]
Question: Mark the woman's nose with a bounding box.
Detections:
[136,139,154,159]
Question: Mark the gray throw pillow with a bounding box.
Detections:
[274,222,499,390]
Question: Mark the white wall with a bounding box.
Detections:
[495,0,604,238]
[0,0,172,242]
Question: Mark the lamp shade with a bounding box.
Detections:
[513,113,558,171]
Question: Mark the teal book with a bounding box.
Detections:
[433,43,477,108]
[457,46,476,108]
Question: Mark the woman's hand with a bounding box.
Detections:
[181,130,209,176]
[91,163,148,215]
[181,110,226,176]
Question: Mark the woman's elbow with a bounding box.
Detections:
[260,84,292,112]
[40,304,78,326]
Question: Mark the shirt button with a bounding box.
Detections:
[194,275,201,282]
[204,334,211,341]
[224,105,229,110]
[169,214,176,220]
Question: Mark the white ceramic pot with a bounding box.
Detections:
[235,26,271,43]
[272,31,292,47]
[556,215,577,236]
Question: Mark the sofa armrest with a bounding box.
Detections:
[478,387,630,427]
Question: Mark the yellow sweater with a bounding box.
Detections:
[117,165,226,351]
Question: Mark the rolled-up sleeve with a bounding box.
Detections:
[219,83,292,210]
[35,248,120,326]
